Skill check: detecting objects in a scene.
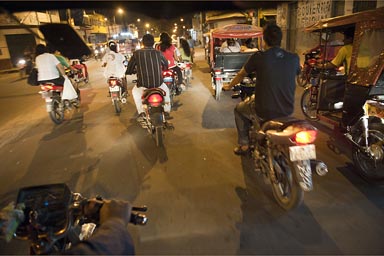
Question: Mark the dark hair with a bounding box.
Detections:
[108,41,117,53]
[142,33,155,47]
[159,32,172,52]
[263,23,282,47]
[35,44,48,56]
[227,38,235,46]
[180,38,191,57]
[343,27,355,39]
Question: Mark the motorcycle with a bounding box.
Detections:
[297,49,321,87]
[231,74,256,100]
[108,76,127,114]
[249,112,328,210]
[70,59,89,84]
[302,7,384,182]
[162,69,179,106]
[135,81,174,147]
[39,79,80,125]
[0,183,147,255]
[177,61,193,88]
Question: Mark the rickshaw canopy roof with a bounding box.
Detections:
[305,7,384,32]
[211,24,263,39]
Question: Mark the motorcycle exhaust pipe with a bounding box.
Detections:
[310,160,328,176]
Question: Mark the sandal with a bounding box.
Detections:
[233,145,249,155]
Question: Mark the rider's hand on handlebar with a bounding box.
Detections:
[100,199,132,226]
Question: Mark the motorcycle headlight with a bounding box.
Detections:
[18,59,26,65]
[242,77,252,85]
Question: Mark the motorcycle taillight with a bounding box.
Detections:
[108,79,118,86]
[148,94,163,107]
[41,85,54,91]
[162,70,173,77]
[292,130,317,144]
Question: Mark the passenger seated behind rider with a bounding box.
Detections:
[220,38,241,53]
[126,33,171,120]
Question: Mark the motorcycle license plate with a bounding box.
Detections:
[109,86,120,92]
[289,144,316,162]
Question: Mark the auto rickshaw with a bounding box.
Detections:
[301,7,384,182]
[209,24,263,100]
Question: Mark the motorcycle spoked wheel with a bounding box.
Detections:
[352,124,384,182]
[269,147,304,210]
[300,88,319,121]
[49,98,65,124]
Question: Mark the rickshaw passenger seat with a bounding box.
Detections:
[214,52,254,71]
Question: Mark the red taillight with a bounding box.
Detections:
[214,68,222,74]
[148,94,163,107]
[41,85,53,91]
[293,130,317,144]
[109,79,117,86]
[162,70,173,77]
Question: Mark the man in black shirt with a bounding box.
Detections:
[223,23,300,155]
[126,34,171,117]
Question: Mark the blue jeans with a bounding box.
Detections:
[234,95,260,146]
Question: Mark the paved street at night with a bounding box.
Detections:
[0,48,383,255]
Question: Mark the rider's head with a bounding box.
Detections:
[142,34,155,48]
[263,23,282,48]
[108,40,118,53]
[35,44,48,56]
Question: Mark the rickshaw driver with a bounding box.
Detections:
[222,23,300,155]
[316,27,355,74]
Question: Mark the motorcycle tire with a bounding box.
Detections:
[49,98,64,124]
[270,147,304,210]
[296,71,308,87]
[215,78,222,101]
[113,99,121,114]
[300,88,319,121]
[352,123,384,182]
[155,126,164,147]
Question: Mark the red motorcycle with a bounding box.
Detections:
[108,77,127,114]
[162,69,179,106]
[297,49,321,87]
[70,59,89,84]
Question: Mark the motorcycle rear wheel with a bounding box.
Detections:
[155,126,164,147]
[270,147,304,210]
[352,124,384,182]
[301,89,319,121]
[215,78,222,101]
[113,99,121,114]
[49,98,64,124]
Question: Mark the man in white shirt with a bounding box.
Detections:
[35,44,66,85]
[102,41,128,96]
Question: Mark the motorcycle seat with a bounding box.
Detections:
[260,116,308,132]
[142,88,166,98]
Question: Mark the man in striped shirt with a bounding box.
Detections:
[126,34,171,117]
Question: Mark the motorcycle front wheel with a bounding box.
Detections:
[296,70,308,87]
[301,88,319,121]
[352,123,384,182]
[49,98,64,124]
[270,147,304,210]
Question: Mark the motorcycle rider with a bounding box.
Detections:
[35,44,67,85]
[102,40,128,97]
[66,199,135,255]
[126,33,171,120]
[223,23,300,155]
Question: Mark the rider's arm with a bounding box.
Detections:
[223,67,248,91]
[56,63,66,77]
[125,55,136,75]
[160,55,169,70]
